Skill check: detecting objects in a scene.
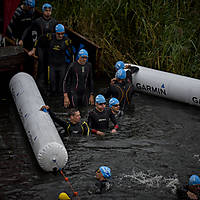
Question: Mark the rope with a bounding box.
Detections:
[59,169,80,200]
[52,159,80,199]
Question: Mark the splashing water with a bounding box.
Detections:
[119,168,179,193]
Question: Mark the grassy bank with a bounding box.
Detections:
[37,0,200,78]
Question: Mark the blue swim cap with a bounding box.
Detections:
[189,175,200,186]
[116,69,126,79]
[109,98,119,108]
[78,49,88,58]
[95,94,106,104]
[25,0,35,7]
[99,166,111,179]
[115,61,125,70]
[42,3,52,12]
[55,24,65,33]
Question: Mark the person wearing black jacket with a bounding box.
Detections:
[6,0,35,44]
[27,3,57,89]
[63,49,94,108]
[105,69,135,111]
[40,106,90,137]
[88,94,119,136]
[36,24,74,95]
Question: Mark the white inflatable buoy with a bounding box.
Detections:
[129,64,200,107]
[9,72,68,171]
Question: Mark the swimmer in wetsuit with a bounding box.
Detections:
[41,106,90,136]
[177,175,200,200]
[27,3,57,89]
[63,49,94,108]
[109,97,122,120]
[105,69,135,111]
[110,61,139,85]
[88,166,112,195]
[36,24,74,95]
[88,94,119,136]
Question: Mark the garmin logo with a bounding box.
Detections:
[192,97,200,104]
[98,119,106,122]
[136,83,167,96]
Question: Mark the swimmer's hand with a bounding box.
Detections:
[111,129,117,134]
[96,131,105,136]
[40,105,50,111]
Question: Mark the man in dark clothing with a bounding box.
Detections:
[109,97,122,120]
[36,24,74,95]
[88,94,119,136]
[110,61,139,85]
[105,69,135,111]
[63,49,94,108]
[40,106,90,137]
[6,0,35,44]
[177,175,200,200]
[27,3,57,89]
[88,166,112,195]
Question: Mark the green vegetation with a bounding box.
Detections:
[38,0,200,78]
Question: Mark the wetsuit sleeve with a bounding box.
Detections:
[21,26,31,42]
[63,63,73,93]
[109,110,119,130]
[48,109,68,129]
[81,121,90,136]
[176,186,189,199]
[103,85,112,99]
[88,63,94,95]
[65,39,74,62]
[6,7,23,40]
[87,111,98,133]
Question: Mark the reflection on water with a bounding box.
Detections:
[0,87,200,199]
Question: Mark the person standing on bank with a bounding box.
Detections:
[6,0,36,45]
[40,105,90,137]
[88,94,119,136]
[63,49,94,108]
[36,24,74,95]
[27,3,57,89]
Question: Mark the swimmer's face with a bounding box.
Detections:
[96,102,106,112]
[56,32,64,40]
[78,56,88,65]
[111,104,120,112]
[70,111,81,124]
[43,8,52,18]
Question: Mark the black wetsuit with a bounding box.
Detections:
[23,16,57,86]
[37,33,74,94]
[126,66,139,84]
[63,61,94,108]
[6,5,35,41]
[88,108,119,133]
[104,81,135,111]
[88,180,112,194]
[48,110,90,136]
[176,185,200,199]
[112,110,122,120]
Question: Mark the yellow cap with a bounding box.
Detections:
[58,192,71,200]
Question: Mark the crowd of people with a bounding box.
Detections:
[6,1,200,199]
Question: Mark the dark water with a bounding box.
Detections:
[0,74,200,200]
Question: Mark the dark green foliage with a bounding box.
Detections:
[37,0,200,78]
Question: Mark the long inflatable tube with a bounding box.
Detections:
[9,72,68,171]
[129,64,200,107]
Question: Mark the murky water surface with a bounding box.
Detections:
[0,74,200,200]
